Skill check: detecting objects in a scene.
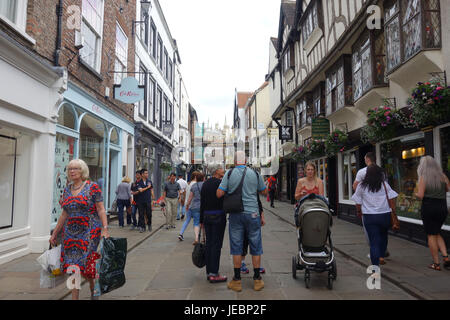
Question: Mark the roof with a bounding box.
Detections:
[270,37,278,48]
[237,92,253,109]
[281,1,297,28]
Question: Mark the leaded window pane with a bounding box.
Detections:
[403,14,421,60]
[361,48,372,92]
[402,0,420,23]
[386,17,401,71]
[353,69,362,101]
[337,83,345,110]
[424,11,441,48]
[385,1,399,21]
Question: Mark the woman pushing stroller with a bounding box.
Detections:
[295,162,324,199]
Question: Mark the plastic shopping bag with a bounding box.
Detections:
[96,237,127,295]
[40,269,66,289]
[36,245,62,275]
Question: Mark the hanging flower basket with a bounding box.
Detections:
[307,139,326,158]
[405,80,450,128]
[160,162,173,171]
[360,103,401,144]
[325,129,348,157]
[292,145,308,163]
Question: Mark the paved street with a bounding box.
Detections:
[69,203,418,300]
[1,200,449,300]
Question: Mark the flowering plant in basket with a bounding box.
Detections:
[325,129,348,157]
[360,103,401,144]
[306,139,326,158]
[406,80,450,128]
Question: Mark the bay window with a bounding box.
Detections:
[352,30,387,102]
[384,0,441,73]
[301,0,321,44]
[325,55,352,116]
[313,82,325,117]
[296,94,312,129]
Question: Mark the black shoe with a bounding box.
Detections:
[181,215,185,220]
[385,250,390,258]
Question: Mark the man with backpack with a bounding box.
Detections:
[216,151,267,292]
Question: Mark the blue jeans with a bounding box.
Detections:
[179,208,192,235]
[177,202,186,219]
[229,212,263,256]
[363,213,391,266]
[180,208,200,235]
[117,199,131,227]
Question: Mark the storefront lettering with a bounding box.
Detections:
[91,104,103,115]
[120,91,139,97]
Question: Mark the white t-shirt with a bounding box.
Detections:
[355,167,367,183]
[351,182,398,214]
[177,178,188,192]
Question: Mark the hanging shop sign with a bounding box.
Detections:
[312,117,330,140]
[113,77,145,104]
[279,126,293,141]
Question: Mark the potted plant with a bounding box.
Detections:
[360,102,401,144]
[406,80,450,129]
[325,129,348,157]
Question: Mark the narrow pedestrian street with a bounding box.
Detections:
[67,203,420,300]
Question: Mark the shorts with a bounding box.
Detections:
[229,212,263,256]
[421,198,448,235]
[190,208,201,227]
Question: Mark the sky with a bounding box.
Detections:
[158,0,282,127]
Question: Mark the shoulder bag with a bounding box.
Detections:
[383,182,400,231]
[192,228,206,268]
[222,167,247,214]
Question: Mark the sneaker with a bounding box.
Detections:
[227,279,242,292]
[259,267,265,274]
[178,234,184,241]
[130,225,136,230]
[139,228,144,233]
[181,215,185,220]
[253,278,264,291]
[208,275,227,283]
[171,225,176,229]
[240,262,249,274]
[176,218,180,220]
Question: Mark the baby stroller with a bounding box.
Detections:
[292,193,337,289]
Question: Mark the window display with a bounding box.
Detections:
[381,133,424,221]
[0,135,16,229]
[341,151,357,201]
[439,126,450,226]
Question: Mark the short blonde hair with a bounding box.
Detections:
[122,176,131,183]
[68,159,90,181]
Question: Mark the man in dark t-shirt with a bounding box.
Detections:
[130,171,141,229]
[137,169,154,232]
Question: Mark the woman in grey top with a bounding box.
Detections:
[185,173,205,244]
[115,177,132,228]
[416,156,450,270]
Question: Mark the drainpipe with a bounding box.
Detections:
[54,0,63,66]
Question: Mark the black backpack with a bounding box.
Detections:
[222,167,247,214]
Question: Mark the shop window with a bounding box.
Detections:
[384,0,441,73]
[311,157,328,199]
[110,127,119,145]
[57,104,76,129]
[80,114,106,191]
[0,135,16,229]
[325,55,352,116]
[439,126,450,226]
[341,151,357,201]
[52,133,75,224]
[381,132,425,221]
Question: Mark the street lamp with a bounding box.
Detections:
[132,1,152,36]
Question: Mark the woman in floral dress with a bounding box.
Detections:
[50,159,109,300]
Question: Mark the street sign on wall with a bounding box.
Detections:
[113,77,145,103]
[311,117,330,139]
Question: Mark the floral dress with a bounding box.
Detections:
[60,181,103,278]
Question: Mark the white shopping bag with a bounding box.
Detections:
[36,245,61,274]
[40,269,66,289]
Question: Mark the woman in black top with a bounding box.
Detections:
[200,165,227,283]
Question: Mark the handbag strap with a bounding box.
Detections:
[382,181,393,211]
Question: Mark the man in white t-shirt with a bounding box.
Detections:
[352,152,390,262]
[177,175,188,220]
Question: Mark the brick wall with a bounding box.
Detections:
[24,0,137,122]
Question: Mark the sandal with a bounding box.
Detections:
[429,263,441,271]
[443,256,450,270]
[379,258,386,265]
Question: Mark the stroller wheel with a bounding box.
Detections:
[331,260,337,280]
[327,273,333,290]
[292,256,297,279]
[304,270,310,289]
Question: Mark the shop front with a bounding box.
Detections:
[52,83,135,229]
